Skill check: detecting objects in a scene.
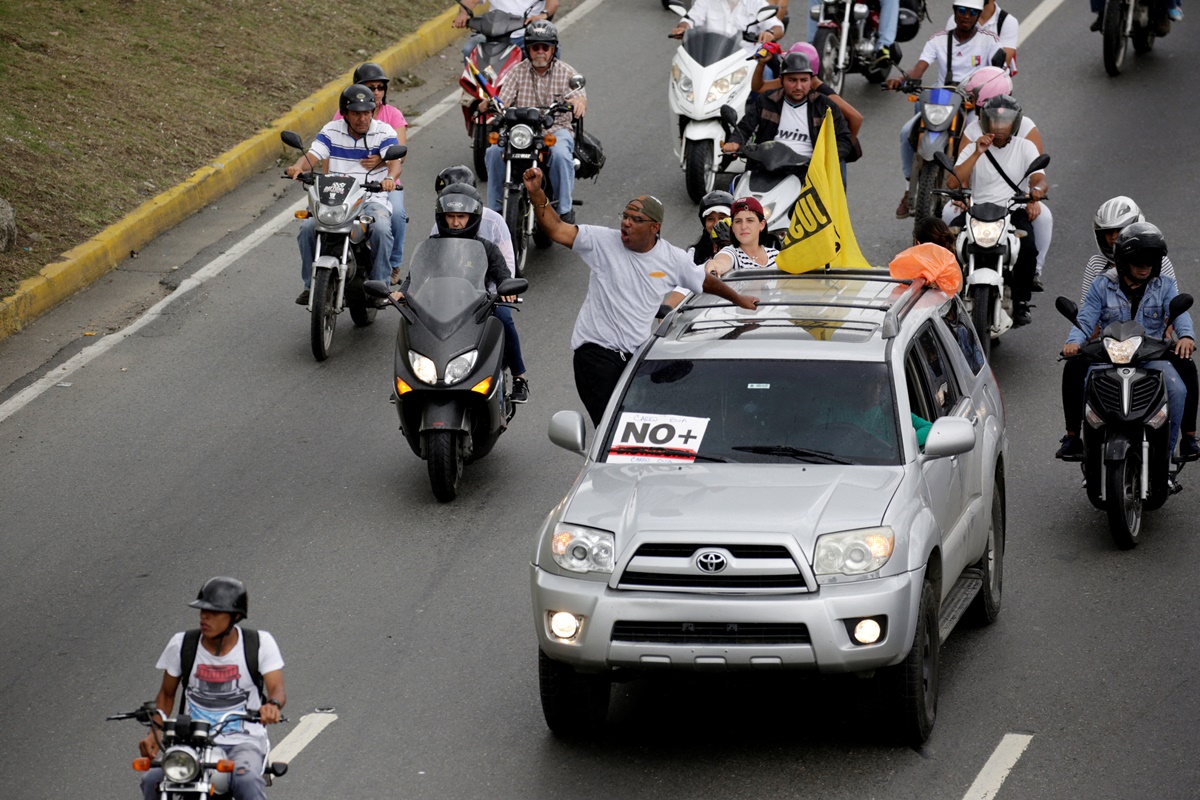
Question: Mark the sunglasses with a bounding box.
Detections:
[953,6,981,14]
[365,84,387,92]
[528,42,554,52]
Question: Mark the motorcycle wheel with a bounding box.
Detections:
[1131,25,1155,54]
[473,119,490,181]
[310,268,337,362]
[684,140,715,204]
[1106,454,1142,549]
[1102,0,1128,76]
[812,28,845,96]
[538,649,611,737]
[969,284,994,361]
[504,188,529,278]
[346,274,376,328]
[426,430,463,503]
[913,161,942,223]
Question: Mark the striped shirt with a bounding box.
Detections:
[718,243,778,271]
[1080,255,1176,305]
[309,118,400,210]
[498,59,585,134]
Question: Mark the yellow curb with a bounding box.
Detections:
[0,4,468,343]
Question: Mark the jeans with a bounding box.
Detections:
[298,200,392,287]
[485,128,575,215]
[141,741,266,800]
[495,304,526,375]
[389,189,407,270]
[900,112,920,180]
[878,0,899,46]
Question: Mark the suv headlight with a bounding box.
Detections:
[551,524,615,574]
[1103,335,1142,365]
[444,350,478,385]
[161,748,200,783]
[814,526,894,577]
[968,218,1006,249]
[509,124,534,150]
[408,351,437,384]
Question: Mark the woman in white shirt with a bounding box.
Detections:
[707,197,779,275]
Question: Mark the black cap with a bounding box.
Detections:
[189,576,249,618]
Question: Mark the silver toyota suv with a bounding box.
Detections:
[531,269,1007,744]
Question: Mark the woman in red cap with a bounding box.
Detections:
[705,197,778,276]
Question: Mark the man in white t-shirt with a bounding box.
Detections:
[945,0,1018,73]
[138,578,285,800]
[951,95,1046,326]
[522,166,760,425]
[454,0,558,58]
[670,0,784,53]
[886,0,1002,218]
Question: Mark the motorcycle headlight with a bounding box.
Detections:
[760,202,775,222]
[444,350,478,385]
[551,524,615,574]
[161,748,200,783]
[1103,335,1142,365]
[705,67,749,104]
[923,103,955,127]
[969,218,1006,249]
[509,124,534,150]
[814,527,894,577]
[677,74,694,102]
[408,351,437,385]
[671,63,681,84]
[316,204,354,226]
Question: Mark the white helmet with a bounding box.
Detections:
[1093,196,1144,259]
[954,0,986,12]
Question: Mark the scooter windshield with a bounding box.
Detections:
[473,10,525,39]
[405,239,491,339]
[682,30,742,66]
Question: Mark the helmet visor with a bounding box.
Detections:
[980,107,1019,135]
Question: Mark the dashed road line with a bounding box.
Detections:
[962,733,1035,800]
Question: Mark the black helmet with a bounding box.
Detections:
[1114,222,1167,282]
[523,19,559,58]
[354,62,389,87]
[189,577,248,620]
[979,94,1023,138]
[779,52,815,76]
[435,165,478,192]
[699,190,734,220]
[435,183,484,239]
[339,83,377,117]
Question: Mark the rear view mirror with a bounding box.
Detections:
[757,5,780,21]
[280,130,303,150]
[1055,296,1078,322]
[1169,293,1194,320]
[497,278,529,296]
[990,49,1008,68]
[364,280,392,298]
[569,74,586,90]
[549,410,587,455]
[933,151,956,173]
[667,2,688,17]
[923,417,975,458]
[382,144,408,162]
[1025,153,1050,175]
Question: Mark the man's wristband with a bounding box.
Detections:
[264,698,283,709]
[533,198,550,210]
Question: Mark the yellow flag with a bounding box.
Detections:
[775,110,871,274]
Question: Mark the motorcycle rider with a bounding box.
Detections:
[287,84,400,306]
[334,63,409,285]
[670,0,784,53]
[138,577,285,800]
[1059,222,1194,458]
[484,20,586,224]
[1056,205,1198,459]
[723,53,853,166]
[949,94,1046,326]
[688,190,734,266]
[430,165,516,275]
[454,0,559,59]
[885,0,1002,218]
[395,183,531,403]
[945,0,1019,72]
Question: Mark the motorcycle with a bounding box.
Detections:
[932,150,1050,359]
[811,0,926,94]
[665,2,778,202]
[1101,0,1169,76]
[364,237,528,502]
[109,702,288,799]
[456,0,529,179]
[485,75,586,278]
[888,77,973,223]
[728,140,811,248]
[1054,293,1193,549]
[280,130,407,362]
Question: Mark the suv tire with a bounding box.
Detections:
[883,579,939,745]
[538,649,611,736]
[967,480,1004,625]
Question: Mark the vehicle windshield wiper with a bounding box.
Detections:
[607,446,729,463]
[730,444,852,464]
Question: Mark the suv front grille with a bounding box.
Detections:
[620,571,808,589]
[633,543,792,559]
[611,621,811,645]
[617,543,810,593]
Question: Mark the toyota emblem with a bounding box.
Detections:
[696,551,728,573]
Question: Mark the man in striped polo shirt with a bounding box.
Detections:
[286,84,402,305]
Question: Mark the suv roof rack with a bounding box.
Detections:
[659,268,930,340]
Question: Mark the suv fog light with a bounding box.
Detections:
[853,618,882,644]
[549,611,582,641]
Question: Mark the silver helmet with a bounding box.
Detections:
[1093,196,1144,259]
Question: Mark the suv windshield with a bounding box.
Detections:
[603,359,902,465]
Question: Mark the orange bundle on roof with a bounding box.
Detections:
[888,243,962,295]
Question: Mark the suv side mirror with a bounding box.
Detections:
[549,410,587,455]
[923,416,975,458]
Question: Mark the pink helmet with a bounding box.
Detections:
[960,66,1013,106]
[787,41,820,76]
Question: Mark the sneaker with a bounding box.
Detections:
[560,209,576,225]
[1032,276,1045,292]
[1056,434,1084,459]
[895,193,911,219]
[1090,12,1103,30]
[1169,6,1183,20]
[874,45,894,65]
[1179,434,1200,460]
[1014,302,1032,327]
[295,289,310,305]
[390,266,404,285]
[510,376,530,404]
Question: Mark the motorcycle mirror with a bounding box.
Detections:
[667,2,688,16]
[364,279,392,299]
[719,104,739,130]
[280,130,303,150]
[1055,296,1079,322]
[1169,293,1194,320]
[756,5,779,21]
[383,144,408,162]
[497,277,529,296]
[1025,153,1050,175]
[932,151,956,173]
[990,50,1008,68]
[568,74,586,90]
[268,762,289,778]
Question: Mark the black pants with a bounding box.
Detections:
[573,343,632,426]
[1062,352,1198,433]
[951,209,1037,304]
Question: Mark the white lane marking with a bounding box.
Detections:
[1019,0,1067,44]
[269,712,338,764]
[0,0,619,424]
[961,733,1034,800]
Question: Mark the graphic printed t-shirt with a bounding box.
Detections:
[917,28,1001,85]
[571,225,706,354]
[775,101,814,158]
[955,137,1043,206]
[156,627,284,751]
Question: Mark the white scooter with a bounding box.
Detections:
[727,133,810,247]
[666,2,779,203]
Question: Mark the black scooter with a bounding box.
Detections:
[1056,293,1193,549]
[365,237,528,502]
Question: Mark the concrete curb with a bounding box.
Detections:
[0,5,465,342]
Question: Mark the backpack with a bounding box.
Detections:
[573,120,606,181]
[177,627,264,714]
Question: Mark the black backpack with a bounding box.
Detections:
[177,627,264,714]
[573,119,606,181]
